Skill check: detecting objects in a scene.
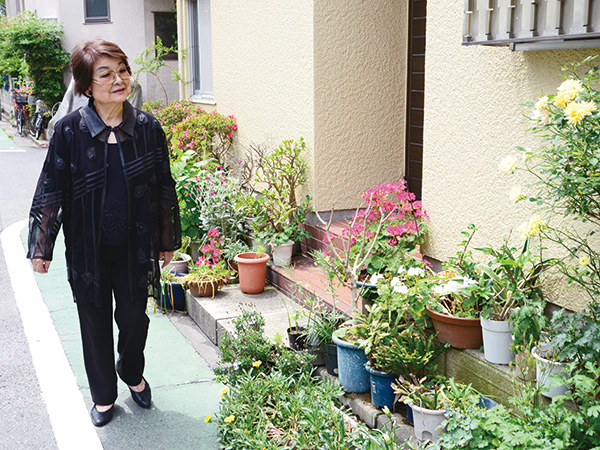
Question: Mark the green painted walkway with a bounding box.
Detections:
[22,228,223,449]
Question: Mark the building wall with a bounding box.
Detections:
[205,0,316,198]
[422,0,592,310]
[313,0,408,212]
[14,0,178,105]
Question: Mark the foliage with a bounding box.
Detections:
[477,233,555,321]
[172,162,251,244]
[131,36,183,104]
[216,370,403,450]
[213,308,313,386]
[306,309,347,346]
[171,109,237,164]
[180,260,230,285]
[242,138,312,245]
[506,56,600,302]
[221,239,251,261]
[394,376,477,411]
[151,99,202,150]
[0,12,69,105]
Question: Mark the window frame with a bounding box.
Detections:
[153,11,178,61]
[188,0,214,104]
[84,0,111,24]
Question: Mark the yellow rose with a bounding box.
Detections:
[498,155,518,175]
[579,256,590,266]
[204,415,211,423]
[564,100,597,125]
[224,415,235,423]
[252,360,262,367]
[220,387,229,395]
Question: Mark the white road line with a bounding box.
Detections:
[1,220,103,450]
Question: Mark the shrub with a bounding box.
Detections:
[171,110,237,164]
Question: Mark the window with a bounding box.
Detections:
[463,0,600,51]
[154,12,178,60]
[188,0,214,103]
[84,0,110,23]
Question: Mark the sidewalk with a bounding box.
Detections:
[19,225,224,449]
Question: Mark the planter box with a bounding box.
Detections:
[427,306,483,349]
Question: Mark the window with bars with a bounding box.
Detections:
[463,0,600,51]
[84,0,110,23]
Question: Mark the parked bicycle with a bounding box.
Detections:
[28,97,47,140]
[13,90,29,136]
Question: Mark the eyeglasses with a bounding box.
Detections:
[92,66,131,85]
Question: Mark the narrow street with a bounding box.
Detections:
[0,119,222,450]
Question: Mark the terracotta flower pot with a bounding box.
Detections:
[426,306,483,349]
[188,280,223,298]
[234,252,270,294]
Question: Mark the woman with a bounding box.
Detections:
[27,40,181,427]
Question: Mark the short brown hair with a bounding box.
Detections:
[70,40,131,96]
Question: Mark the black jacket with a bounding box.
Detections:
[28,99,181,306]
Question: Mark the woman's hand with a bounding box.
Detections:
[32,259,51,274]
[160,251,174,268]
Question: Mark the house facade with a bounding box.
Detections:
[178,0,600,311]
[6,0,179,105]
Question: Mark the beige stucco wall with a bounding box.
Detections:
[422,0,594,310]
[313,0,409,212]
[189,0,315,200]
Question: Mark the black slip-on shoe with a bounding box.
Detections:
[90,405,114,427]
[129,378,151,409]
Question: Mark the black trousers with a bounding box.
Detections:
[76,245,150,405]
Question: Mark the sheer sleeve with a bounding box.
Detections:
[156,125,182,252]
[27,125,71,260]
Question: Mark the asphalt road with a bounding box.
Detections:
[0,120,58,449]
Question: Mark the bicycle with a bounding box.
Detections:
[13,91,28,136]
[28,97,47,140]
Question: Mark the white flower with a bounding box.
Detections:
[433,285,444,295]
[397,266,406,274]
[391,277,401,287]
[407,267,425,277]
[393,284,409,294]
[498,155,518,175]
[462,277,477,286]
[509,186,526,203]
[369,273,384,285]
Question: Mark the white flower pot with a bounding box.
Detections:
[409,403,447,443]
[164,259,189,274]
[271,241,294,267]
[532,344,568,398]
[481,316,515,365]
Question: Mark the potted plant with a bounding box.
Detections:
[306,308,347,375]
[331,319,371,394]
[394,376,476,443]
[426,225,489,349]
[241,138,312,267]
[234,248,270,294]
[222,239,251,277]
[281,298,306,350]
[476,233,555,365]
[181,260,230,298]
[164,236,192,274]
[159,268,186,312]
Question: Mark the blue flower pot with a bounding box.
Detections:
[365,362,400,411]
[332,330,369,393]
[479,396,498,409]
[160,275,186,311]
[406,403,414,424]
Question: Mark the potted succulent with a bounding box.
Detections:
[181,260,230,298]
[241,138,312,267]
